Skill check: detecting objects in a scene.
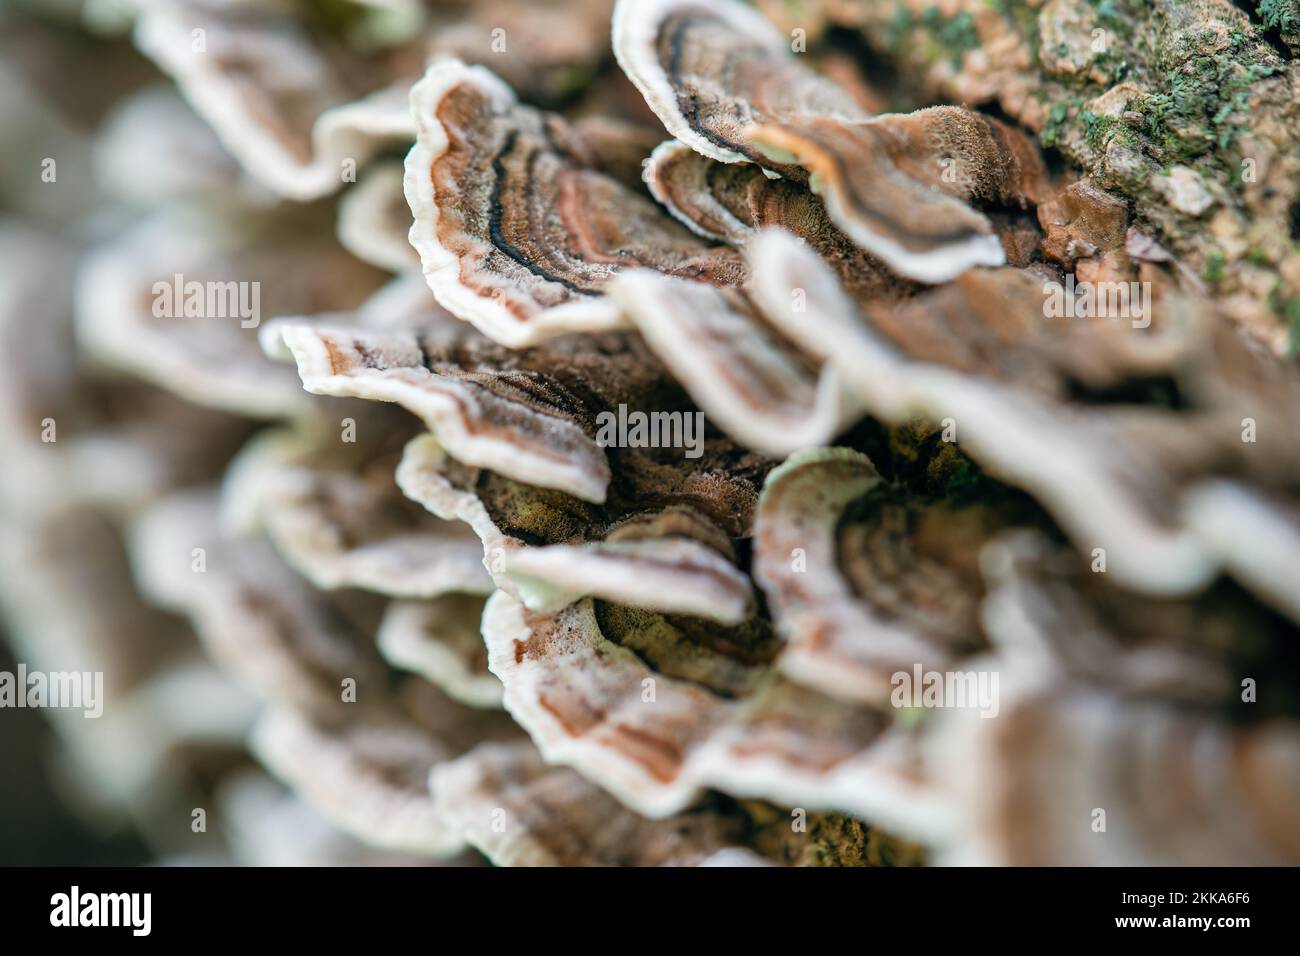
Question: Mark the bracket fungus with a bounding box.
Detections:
[251,703,468,857]
[753,448,999,705]
[395,433,761,624]
[338,161,423,274]
[482,591,950,841]
[135,0,417,201]
[430,740,750,866]
[609,269,864,457]
[128,491,390,725]
[641,138,919,301]
[225,425,492,599]
[5,0,1300,870]
[613,0,1047,282]
[268,321,619,502]
[743,229,1300,613]
[404,59,745,346]
[378,597,503,710]
[928,675,1300,866]
[613,0,864,170]
[78,209,386,420]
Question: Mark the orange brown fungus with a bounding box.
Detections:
[615,0,1049,282]
[406,61,745,346]
[644,141,917,304]
[644,4,859,174]
[748,110,1047,279]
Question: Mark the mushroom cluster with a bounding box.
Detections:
[3,0,1299,866]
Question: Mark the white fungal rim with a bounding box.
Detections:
[404,60,629,348]
[136,8,413,200]
[612,0,788,167]
[270,322,612,503]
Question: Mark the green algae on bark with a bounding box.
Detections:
[789,0,1300,354]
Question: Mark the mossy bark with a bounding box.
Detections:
[763,0,1300,353]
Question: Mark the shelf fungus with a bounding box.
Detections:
[607,219,921,455]
[929,677,1300,866]
[1,227,249,514]
[396,434,761,624]
[94,85,247,205]
[135,1,416,201]
[430,740,753,866]
[482,591,951,841]
[266,304,773,506]
[1182,483,1300,627]
[0,509,260,818]
[496,513,754,625]
[744,229,1300,612]
[251,680,517,857]
[609,269,863,457]
[6,0,1300,869]
[77,209,386,420]
[641,139,918,302]
[613,0,863,170]
[404,60,745,346]
[744,111,1047,283]
[251,704,464,857]
[613,0,1047,282]
[338,162,422,274]
[215,771,468,868]
[0,508,200,714]
[378,596,503,710]
[753,448,1013,706]
[128,491,389,725]
[223,426,492,599]
[976,531,1296,708]
[268,321,618,502]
